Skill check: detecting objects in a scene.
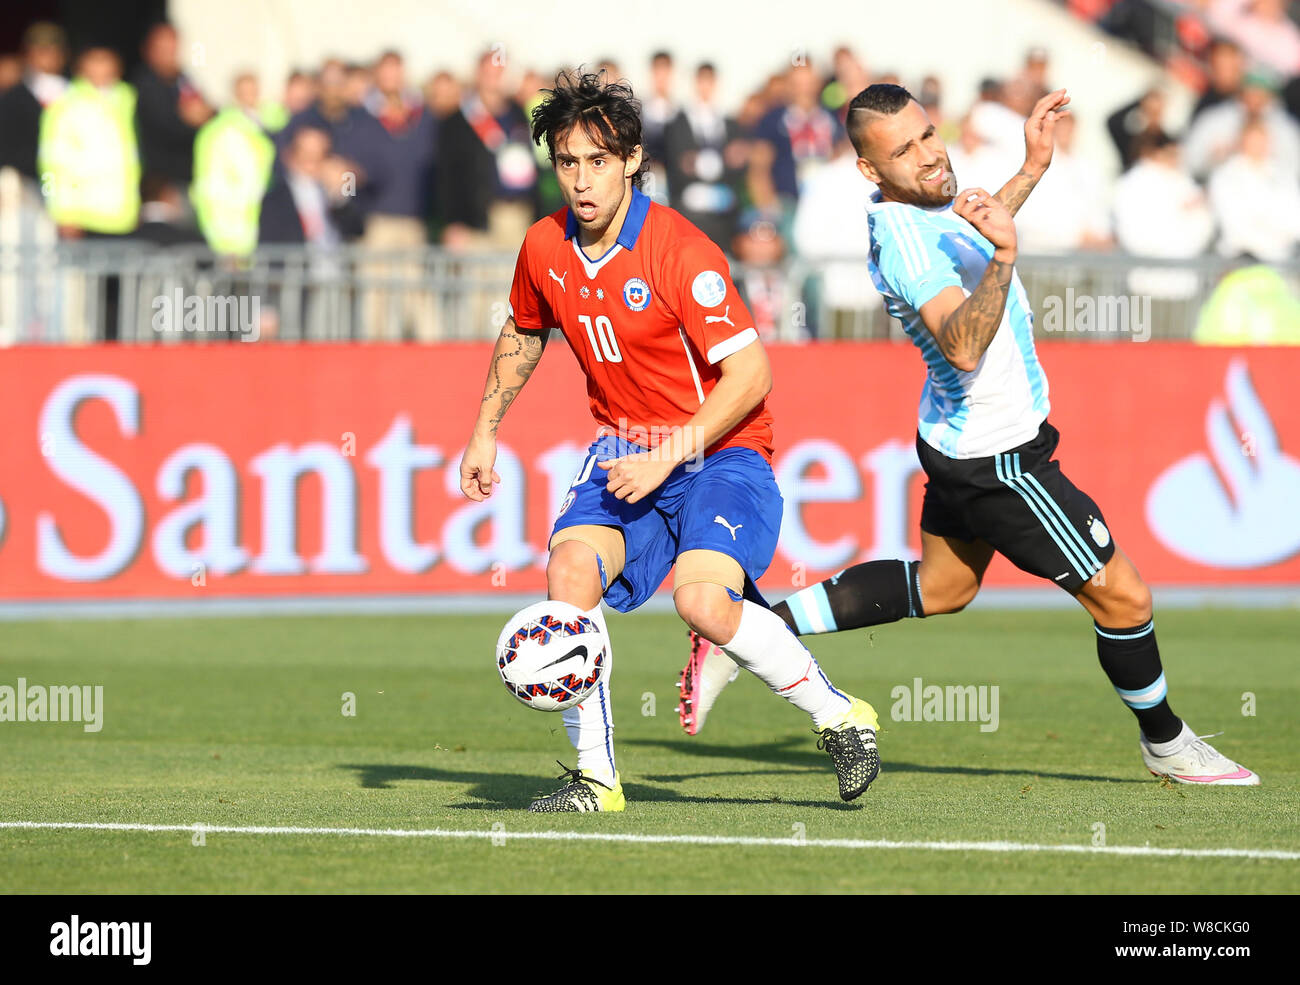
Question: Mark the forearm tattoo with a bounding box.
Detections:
[482,328,545,435]
[938,257,1014,369]
[996,170,1039,217]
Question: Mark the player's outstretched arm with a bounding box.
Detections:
[918,189,1016,373]
[599,341,772,504]
[994,88,1070,217]
[459,316,547,501]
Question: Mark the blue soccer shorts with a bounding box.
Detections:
[551,433,783,613]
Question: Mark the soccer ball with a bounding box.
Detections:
[496,600,608,712]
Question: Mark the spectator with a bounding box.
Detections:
[1208,117,1300,260]
[249,70,312,136]
[1208,0,1300,79]
[947,110,1014,193]
[1113,132,1214,298]
[731,208,786,341]
[191,73,277,256]
[38,46,140,237]
[1191,38,1245,121]
[1004,47,1051,116]
[791,134,880,336]
[641,50,678,183]
[518,67,567,217]
[437,49,538,251]
[344,62,371,108]
[283,70,317,118]
[424,70,462,120]
[133,22,213,195]
[918,74,957,144]
[362,51,435,228]
[820,46,870,118]
[279,58,376,179]
[0,54,21,92]
[137,171,204,246]
[1107,86,1171,170]
[967,77,1027,172]
[1195,262,1300,344]
[258,125,362,245]
[0,22,68,184]
[359,50,438,339]
[750,61,841,229]
[665,62,745,250]
[1016,113,1113,253]
[1183,70,1300,181]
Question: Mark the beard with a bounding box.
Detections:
[570,185,627,239]
[879,160,957,208]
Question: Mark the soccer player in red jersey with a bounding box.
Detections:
[459,71,881,811]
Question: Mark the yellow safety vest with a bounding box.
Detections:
[190,107,276,255]
[1195,265,1300,345]
[38,78,140,234]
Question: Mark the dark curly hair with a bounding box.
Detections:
[530,68,647,188]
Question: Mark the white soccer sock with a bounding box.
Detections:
[720,600,850,728]
[561,603,616,785]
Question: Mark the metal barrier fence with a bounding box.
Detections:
[1,240,1297,345]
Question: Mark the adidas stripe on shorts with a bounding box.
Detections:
[915,420,1116,593]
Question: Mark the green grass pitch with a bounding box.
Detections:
[1,607,1296,893]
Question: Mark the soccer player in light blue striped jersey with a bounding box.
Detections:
[680,85,1257,785]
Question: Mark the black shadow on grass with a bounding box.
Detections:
[337,763,862,811]
[623,737,1147,785]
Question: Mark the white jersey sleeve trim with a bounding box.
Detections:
[679,327,707,404]
[706,327,758,365]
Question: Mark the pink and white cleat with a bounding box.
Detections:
[1140,724,1260,785]
[677,630,739,735]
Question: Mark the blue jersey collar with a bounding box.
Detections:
[564,185,651,250]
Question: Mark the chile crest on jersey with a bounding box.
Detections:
[622,277,651,312]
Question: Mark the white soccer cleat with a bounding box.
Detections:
[1140,724,1260,785]
[677,630,740,735]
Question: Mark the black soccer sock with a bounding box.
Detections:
[772,559,924,636]
[1095,620,1183,744]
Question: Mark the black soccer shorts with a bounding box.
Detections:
[916,420,1116,593]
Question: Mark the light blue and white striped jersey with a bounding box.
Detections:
[866,192,1050,459]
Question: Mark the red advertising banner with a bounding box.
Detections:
[2,341,1298,602]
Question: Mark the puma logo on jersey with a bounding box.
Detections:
[704,305,734,327]
[549,268,567,292]
[714,515,743,540]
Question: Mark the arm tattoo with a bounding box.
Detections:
[937,258,1014,370]
[481,327,546,435]
[995,169,1039,217]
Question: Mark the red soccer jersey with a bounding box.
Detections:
[507,186,774,460]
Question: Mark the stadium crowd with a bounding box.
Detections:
[0,6,1298,341]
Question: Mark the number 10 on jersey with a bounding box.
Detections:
[578,314,622,363]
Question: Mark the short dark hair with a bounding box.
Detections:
[845,83,915,156]
[531,69,647,187]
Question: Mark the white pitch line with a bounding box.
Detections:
[1,821,1298,860]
